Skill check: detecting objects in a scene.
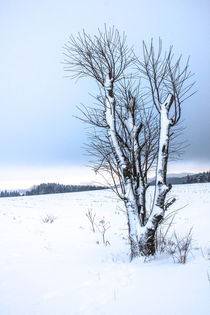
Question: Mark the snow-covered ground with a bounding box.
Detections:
[0,183,209,315]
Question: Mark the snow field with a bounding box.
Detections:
[0,184,209,315]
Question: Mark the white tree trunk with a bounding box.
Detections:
[104,76,142,257]
[124,181,142,258]
[137,94,173,255]
[148,94,173,225]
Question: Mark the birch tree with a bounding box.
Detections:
[63,27,194,258]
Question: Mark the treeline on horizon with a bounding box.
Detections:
[0,183,108,198]
[26,183,108,196]
[150,171,210,185]
[0,171,210,198]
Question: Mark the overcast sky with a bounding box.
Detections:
[0,0,209,189]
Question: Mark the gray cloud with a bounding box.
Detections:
[0,0,209,173]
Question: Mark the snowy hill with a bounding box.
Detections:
[0,184,209,314]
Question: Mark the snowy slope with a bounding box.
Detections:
[0,184,209,315]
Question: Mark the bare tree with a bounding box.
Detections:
[63,27,194,259]
[135,40,195,255]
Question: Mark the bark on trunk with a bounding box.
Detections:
[125,200,141,258]
[132,94,174,257]
[139,186,147,226]
[123,179,142,258]
[138,228,156,256]
[104,75,142,258]
[136,95,173,256]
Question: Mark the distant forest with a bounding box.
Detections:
[150,171,210,185]
[0,190,21,198]
[0,171,209,198]
[0,183,108,198]
[26,183,107,196]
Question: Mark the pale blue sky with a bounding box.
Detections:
[0,0,209,188]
